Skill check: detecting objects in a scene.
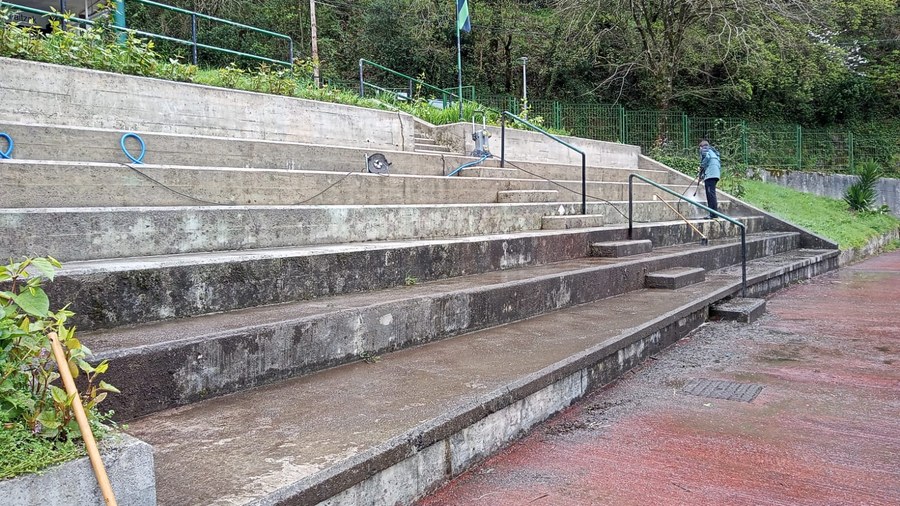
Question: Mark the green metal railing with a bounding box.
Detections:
[501,111,587,215]
[628,174,747,296]
[358,59,498,117]
[1,0,294,66]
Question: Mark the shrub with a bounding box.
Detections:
[0,257,117,441]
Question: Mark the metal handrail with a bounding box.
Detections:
[501,111,587,214]
[358,59,500,115]
[1,1,294,66]
[627,173,747,296]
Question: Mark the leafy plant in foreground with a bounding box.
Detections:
[0,258,118,440]
[844,161,882,212]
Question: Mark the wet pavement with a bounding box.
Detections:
[419,250,900,506]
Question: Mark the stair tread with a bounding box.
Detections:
[83,231,796,355]
[125,246,836,506]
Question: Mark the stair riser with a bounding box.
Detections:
[0,163,691,208]
[96,234,798,421]
[53,218,768,330]
[0,202,742,262]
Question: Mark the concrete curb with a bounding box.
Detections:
[0,433,155,506]
[838,227,900,266]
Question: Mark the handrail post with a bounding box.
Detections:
[741,229,747,296]
[358,59,364,97]
[581,152,586,215]
[59,0,67,30]
[628,175,634,239]
[288,38,294,65]
[191,13,198,65]
[500,114,506,168]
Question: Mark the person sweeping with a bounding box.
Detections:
[698,139,721,219]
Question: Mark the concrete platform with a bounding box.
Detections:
[84,232,801,420]
[125,247,839,506]
[645,266,706,289]
[710,296,767,322]
[590,239,653,258]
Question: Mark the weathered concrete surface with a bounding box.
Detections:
[590,240,653,258]
[0,58,415,151]
[48,218,768,330]
[85,233,804,421]
[433,122,641,169]
[124,246,839,506]
[496,190,559,203]
[0,122,681,183]
[710,296,767,323]
[418,250,900,506]
[0,201,744,262]
[645,266,706,289]
[838,227,900,266]
[0,433,155,506]
[0,161,692,208]
[759,168,900,218]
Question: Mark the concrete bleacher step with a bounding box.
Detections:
[84,230,797,421]
[457,167,519,178]
[645,266,706,289]
[0,201,745,262]
[590,239,653,257]
[124,246,839,506]
[0,160,694,208]
[496,190,559,203]
[542,205,735,230]
[46,218,770,331]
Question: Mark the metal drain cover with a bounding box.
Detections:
[682,379,763,403]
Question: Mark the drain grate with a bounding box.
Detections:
[682,379,764,403]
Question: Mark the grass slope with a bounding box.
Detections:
[741,180,900,249]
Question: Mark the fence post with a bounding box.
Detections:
[848,132,854,171]
[682,113,689,154]
[741,120,748,166]
[796,125,803,170]
[618,105,626,143]
[553,101,561,131]
[191,14,198,65]
[358,60,364,97]
[59,0,67,30]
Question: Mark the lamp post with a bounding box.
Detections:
[520,56,528,117]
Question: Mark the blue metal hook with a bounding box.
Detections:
[120,133,146,164]
[0,133,13,159]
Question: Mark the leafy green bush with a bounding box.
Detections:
[844,161,882,212]
[0,258,117,441]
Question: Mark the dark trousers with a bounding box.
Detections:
[705,178,719,217]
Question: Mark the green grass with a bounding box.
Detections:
[0,423,86,480]
[741,180,900,249]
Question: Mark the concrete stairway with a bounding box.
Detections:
[0,58,841,506]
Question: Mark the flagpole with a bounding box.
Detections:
[456,4,464,121]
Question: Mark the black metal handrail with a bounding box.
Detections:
[628,173,747,296]
[500,111,587,214]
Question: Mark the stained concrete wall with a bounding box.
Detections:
[0,57,416,151]
[432,122,641,169]
[759,169,900,218]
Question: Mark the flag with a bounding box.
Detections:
[457,0,471,33]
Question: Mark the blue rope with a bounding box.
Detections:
[447,153,490,177]
[0,133,13,159]
[120,133,146,164]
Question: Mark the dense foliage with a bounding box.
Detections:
[123,0,899,126]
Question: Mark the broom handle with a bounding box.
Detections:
[655,194,707,240]
[49,332,118,506]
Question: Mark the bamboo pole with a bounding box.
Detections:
[48,332,118,506]
[654,194,708,244]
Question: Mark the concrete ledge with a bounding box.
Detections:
[590,240,653,258]
[0,201,744,262]
[0,433,155,506]
[458,167,518,178]
[645,267,706,289]
[710,297,766,323]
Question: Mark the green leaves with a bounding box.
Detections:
[11,288,50,317]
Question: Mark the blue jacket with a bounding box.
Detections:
[700,146,721,180]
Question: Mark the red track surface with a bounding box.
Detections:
[419,251,900,506]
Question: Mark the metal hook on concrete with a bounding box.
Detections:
[120,132,146,164]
